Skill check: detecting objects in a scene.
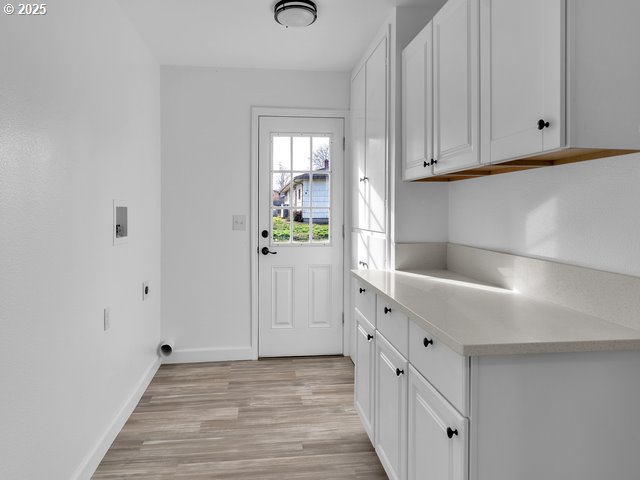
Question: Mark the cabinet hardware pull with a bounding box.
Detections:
[359,288,365,293]
[384,307,392,314]
[359,176,369,182]
[423,337,434,348]
[359,261,369,268]
[367,334,373,342]
[537,119,550,130]
[447,427,459,439]
[396,368,404,377]
[431,158,438,165]
[261,247,277,255]
[423,160,429,168]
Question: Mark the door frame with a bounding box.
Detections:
[250,107,350,360]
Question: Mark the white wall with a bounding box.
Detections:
[0,2,161,479]
[161,67,349,361]
[449,153,640,277]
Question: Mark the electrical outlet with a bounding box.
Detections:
[142,281,150,301]
[104,307,110,331]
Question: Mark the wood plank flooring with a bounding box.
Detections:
[93,356,387,479]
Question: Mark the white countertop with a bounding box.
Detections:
[352,269,640,356]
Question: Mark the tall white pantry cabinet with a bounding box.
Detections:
[351,32,388,272]
[402,0,640,181]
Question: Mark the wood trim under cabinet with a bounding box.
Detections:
[414,148,639,182]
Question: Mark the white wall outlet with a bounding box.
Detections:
[232,214,246,231]
[104,307,110,331]
[142,281,149,301]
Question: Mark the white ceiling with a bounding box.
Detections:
[115,0,443,72]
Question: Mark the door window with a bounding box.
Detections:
[271,134,332,245]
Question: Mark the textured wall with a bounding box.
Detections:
[0,2,161,478]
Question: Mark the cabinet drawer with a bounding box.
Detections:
[377,298,409,358]
[409,320,469,415]
[354,280,376,325]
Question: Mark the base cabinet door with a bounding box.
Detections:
[354,310,376,443]
[408,366,468,480]
[375,333,408,480]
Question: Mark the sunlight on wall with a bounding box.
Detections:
[524,196,558,259]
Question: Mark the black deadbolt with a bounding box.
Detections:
[261,230,269,238]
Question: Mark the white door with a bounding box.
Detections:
[433,0,480,174]
[258,116,344,357]
[480,0,564,163]
[408,366,468,480]
[375,332,408,480]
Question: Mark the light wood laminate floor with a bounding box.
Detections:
[93,356,387,479]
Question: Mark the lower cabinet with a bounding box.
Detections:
[354,309,376,443]
[408,366,468,480]
[375,332,408,480]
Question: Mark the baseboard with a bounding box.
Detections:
[72,357,161,480]
[162,346,255,364]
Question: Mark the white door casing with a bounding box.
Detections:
[258,116,344,357]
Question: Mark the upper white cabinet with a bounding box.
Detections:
[432,0,481,174]
[353,36,388,234]
[480,0,564,163]
[401,0,640,181]
[402,22,434,180]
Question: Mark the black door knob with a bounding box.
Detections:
[396,368,404,377]
[359,288,365,293]
[384,307,392,314]
[537,119,550,130]
[447,427,458,439]
[423,337,434,348]
[367,334,373,342]
[261,247,277,255]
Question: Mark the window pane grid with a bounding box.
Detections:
[270,134,332,246]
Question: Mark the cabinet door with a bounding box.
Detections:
[365,37,387,234]
[355,310,376,443]
[433,0,481,174]
[480,0,564,163]
[408,366,468,480]
[375,332,408,480]
[351,65,368,230]
[354,230,386,271]
[403,22,434,181]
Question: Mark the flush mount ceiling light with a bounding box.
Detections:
[274,0,318,28]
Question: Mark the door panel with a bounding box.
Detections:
[351,66,367,231]
[408,366,468,480]
[433,0,480,173]
[480,0,563,162]
[355,310,376,443]
[258,116,344,357]
[365,37,388,233]
[403,22,434,180]
[375,332,408,480]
